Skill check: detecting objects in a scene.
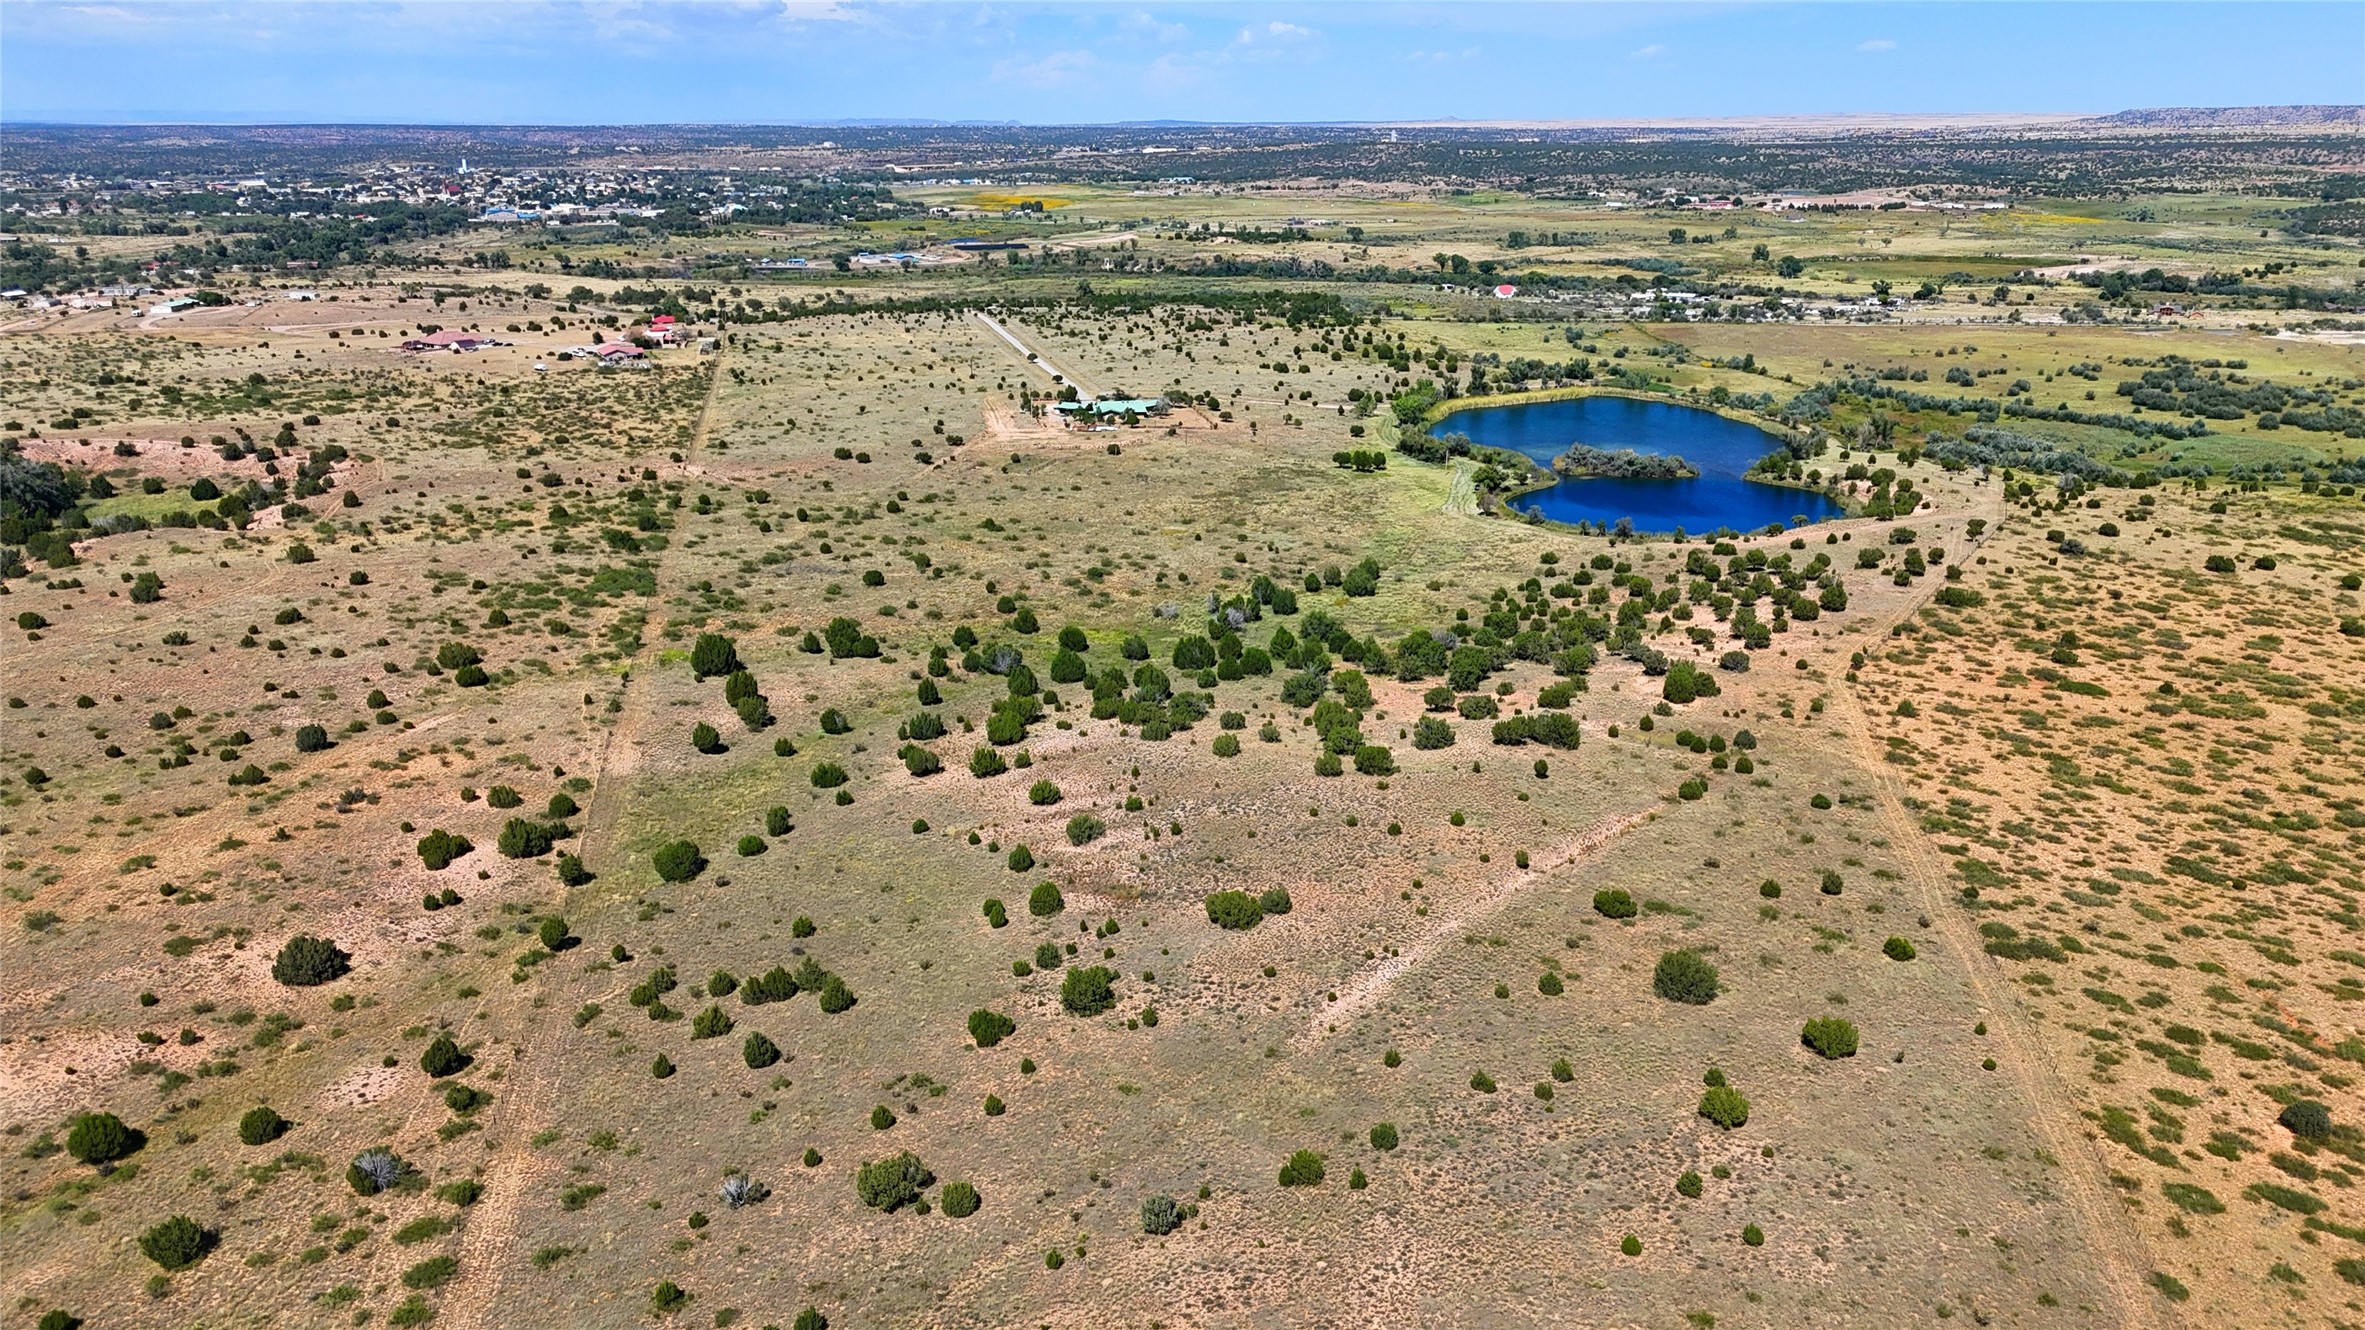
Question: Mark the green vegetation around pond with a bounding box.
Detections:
[1552,444,1698,480]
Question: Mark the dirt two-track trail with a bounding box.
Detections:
[1827,675,2164,1328]
[1298,805,1660,1050]
[432,346,731,1330]
[1821,485,2165,1330]
[1816,676,2166,1315]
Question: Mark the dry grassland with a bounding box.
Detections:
[2,212,2361,1330]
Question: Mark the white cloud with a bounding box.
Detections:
[991,47,1102,88]
[1234,19,1314,47]
[1857,38,1897,52]
[580,1,675,46]
[1218,18,1317,66]
[1122,11,1189,43]
[775,1,864,20]
[1406,46,1481,65]
[1630,43,1664,59]
[1142,49,1211,91]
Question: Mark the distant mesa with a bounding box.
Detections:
[2090,104,2363,129]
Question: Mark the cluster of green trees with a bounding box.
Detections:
[1490,712,1582,748]
[435,641,490,688]
[1699,1066,1750,1129]
[1392,426,1477,465]
[717,954,853,1013]
[1551,445,1697,480]
[794,615,871,659]
[1073,656,1208,739]
[1298,693,1383,777]
[689,633,776,736]
[1204,887,1294,930]
[498,816,566,860]
[1,433,354,572]
[1465,352,1599,395]
[855,1152,933,1212]
[417,829,473,871]
[921,528,1863,806]
[1660,660,1720,705]
[272,935,350,987]
[1833,374,2213,442]
[968,1008,1016,1048]
[1060,965,1117,1016]
[1653,950,1719,1005]
[716,284,1359,337]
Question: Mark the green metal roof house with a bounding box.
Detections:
[1054,397,1167,417]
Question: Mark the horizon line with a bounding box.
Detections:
[8,106,2362,133]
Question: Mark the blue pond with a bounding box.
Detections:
[1435,394,1843,534]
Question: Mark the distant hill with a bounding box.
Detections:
[2094,105,2365,128]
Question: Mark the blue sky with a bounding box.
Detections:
[2,1,2358,124]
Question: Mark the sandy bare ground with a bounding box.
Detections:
[1043,230,1140,252]
[318,1062,408,1111]
[2024,256,2150,279]
[975,396,1222,454]
[17,434,294,482]
[977,396,1063,444]
[1296,804,1660,1049]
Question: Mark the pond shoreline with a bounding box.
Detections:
[1421,390,1851,536]
[1424,383,1804,439]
